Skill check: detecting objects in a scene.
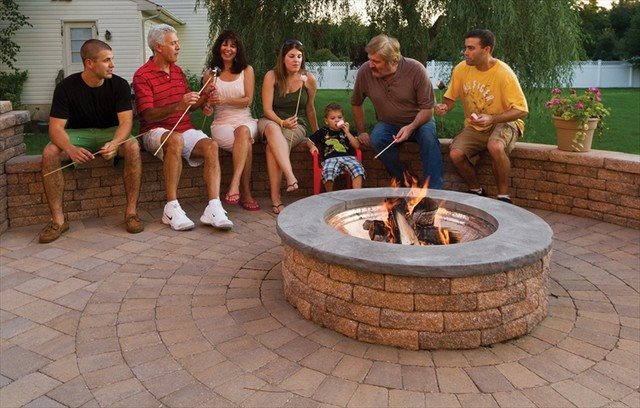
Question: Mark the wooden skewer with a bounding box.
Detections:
[43,132,145,177]
[200,68,220,131]
[374,138,396,159]
[153,72,215,157]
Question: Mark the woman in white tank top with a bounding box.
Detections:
[203,30,260,211]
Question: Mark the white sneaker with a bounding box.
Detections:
[200,200,234,230]
[162,202,195,231]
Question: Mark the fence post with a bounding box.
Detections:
[597,59,602,87]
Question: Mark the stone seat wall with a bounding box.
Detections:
[3,129,639,231]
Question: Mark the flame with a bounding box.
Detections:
[433,207,450,245]
[406,178,430,215]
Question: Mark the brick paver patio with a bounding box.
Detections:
[1,198,638,407]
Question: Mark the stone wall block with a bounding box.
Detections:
[385,275,450,294]
[451,273,507,294]
[357,323,419,350]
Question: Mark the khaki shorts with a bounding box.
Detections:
[258,118,307,151]
[450,122,519,165]
[142,127,208,167]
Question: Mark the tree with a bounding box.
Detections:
[0,0,32,70]
[423,0,583,89]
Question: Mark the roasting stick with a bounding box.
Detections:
[43,132,146,177]
[288,74,308,151]
[153,69,216,156]
[374,138,396,159]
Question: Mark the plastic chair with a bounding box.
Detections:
[312,148,362,195]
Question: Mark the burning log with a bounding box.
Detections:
[416,226,461,245]
[391,207,421,245]
[363,220,388,242]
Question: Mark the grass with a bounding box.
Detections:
[24,88,639,155]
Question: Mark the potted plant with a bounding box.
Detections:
[544,87,610,152]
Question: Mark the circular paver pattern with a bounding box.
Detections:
[0,201,638,407]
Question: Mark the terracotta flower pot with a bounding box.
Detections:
[552,116,599,152]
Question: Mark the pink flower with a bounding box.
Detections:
[552,88,561,95]
[552,98,562,105]
[575,102,584,109]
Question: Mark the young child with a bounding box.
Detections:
[307,103,365,191]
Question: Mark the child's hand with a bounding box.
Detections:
[341,121,350,133]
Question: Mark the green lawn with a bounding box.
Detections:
[24,88,639,155]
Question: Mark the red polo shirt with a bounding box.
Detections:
[133,58,194,133]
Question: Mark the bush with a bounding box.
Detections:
[185,70,203,91]
[0,70,28,108]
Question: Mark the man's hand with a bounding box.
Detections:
[179,92,200,110]
[394,124,415,143]
[357,132,370,147]
[98,141,118,160]
[66,146,94,164]
[435,103,449,116]
[471,113,493,127]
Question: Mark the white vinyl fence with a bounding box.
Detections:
[306,60,640,90]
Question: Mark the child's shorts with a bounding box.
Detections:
[322,156,365,182]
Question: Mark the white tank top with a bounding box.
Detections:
[212,70,256,126]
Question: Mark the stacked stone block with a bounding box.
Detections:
[0,101,29,234]
[283,246,550,350]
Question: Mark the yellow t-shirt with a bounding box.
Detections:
[444,59,528,134]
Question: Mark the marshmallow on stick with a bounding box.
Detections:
[470,113,479,121]
[336,120,345,128]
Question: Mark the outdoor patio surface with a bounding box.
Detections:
[0,197,638,408]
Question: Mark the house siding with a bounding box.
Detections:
[7,0,144,110]
[152,1,211,78]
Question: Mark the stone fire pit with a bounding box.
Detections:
[277,188,553,350]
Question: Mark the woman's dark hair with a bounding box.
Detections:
[210,29,248,74]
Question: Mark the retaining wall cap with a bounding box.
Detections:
[6,155,43,173]
[0,101,12,114]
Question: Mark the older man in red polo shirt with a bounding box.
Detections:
[133,24,232,231]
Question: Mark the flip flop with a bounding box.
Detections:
[271,203,285,214]
[285,181,298,193]
[241,200,261,211]
[224,192,240,205]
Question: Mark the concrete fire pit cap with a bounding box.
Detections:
[277,188,553,278]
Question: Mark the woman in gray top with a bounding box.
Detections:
[258,39,319,214]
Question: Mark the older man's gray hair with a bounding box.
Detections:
[147,24,177,51]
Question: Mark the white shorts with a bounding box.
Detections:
[142,128,209,167]
[210,120,258,152]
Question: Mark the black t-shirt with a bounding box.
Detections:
[309,126,357,161]
[50,73,131,129]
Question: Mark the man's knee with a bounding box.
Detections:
[487,139,506,157]
[121,140,141,157]
[164,132,184,154]
[449,148,466,163]
[42,143,63,164]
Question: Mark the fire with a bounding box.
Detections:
[370,172,455,245]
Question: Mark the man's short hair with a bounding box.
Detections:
[324,102,343,117]
[148,24,177,51]
[464,29,496,50]
[80,39,112,62]
[365,35,401,65]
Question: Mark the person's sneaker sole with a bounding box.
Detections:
[162,214,195,230]
[200,213,233,231]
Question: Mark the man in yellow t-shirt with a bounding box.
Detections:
[436,29,528,204]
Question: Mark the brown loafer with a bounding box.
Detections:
[125,214,144,234]
[39,221,69,243]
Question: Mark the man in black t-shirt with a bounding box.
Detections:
[40,39,143,243]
